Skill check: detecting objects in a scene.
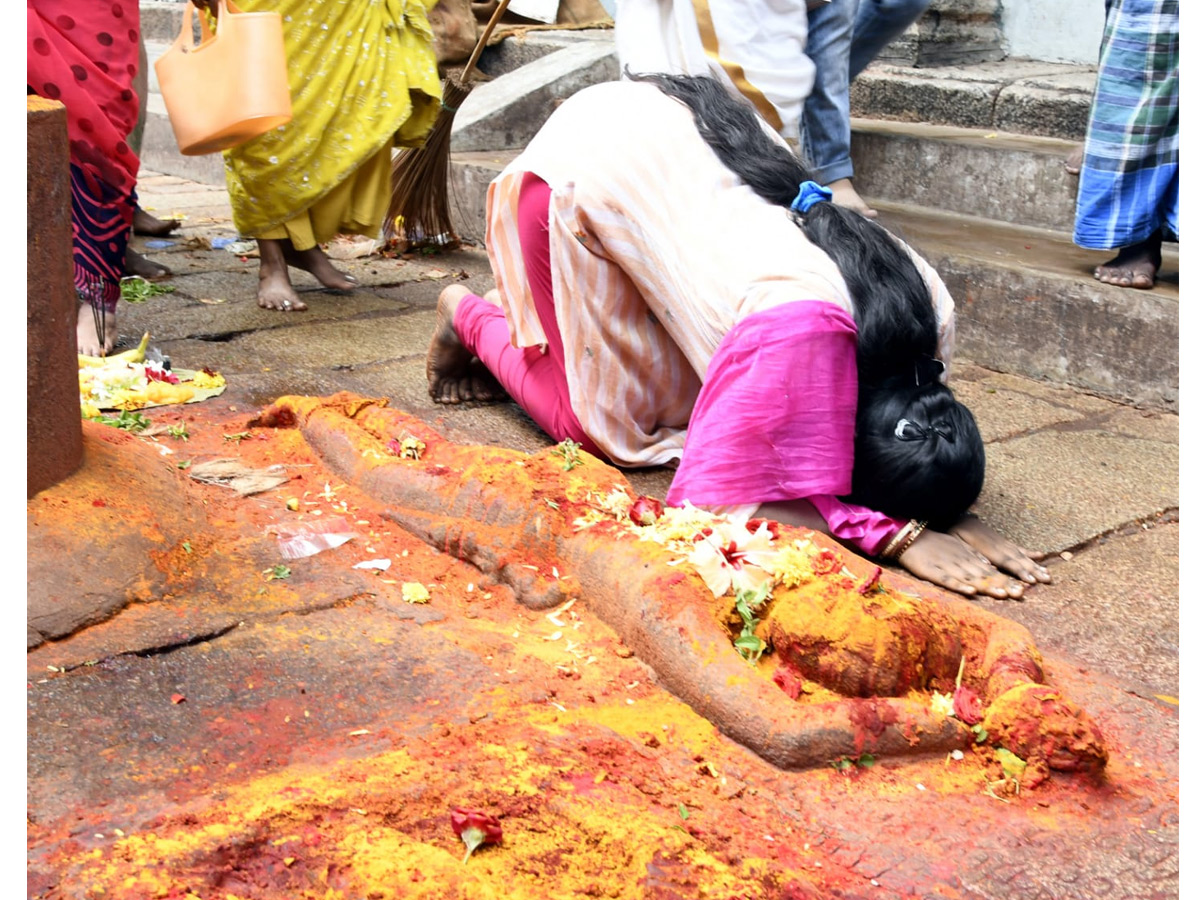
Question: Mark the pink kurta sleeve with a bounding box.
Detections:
[806,494,906,557]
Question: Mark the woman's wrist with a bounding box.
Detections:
[878,519,928,560]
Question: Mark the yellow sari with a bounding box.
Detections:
[223,0,442,248]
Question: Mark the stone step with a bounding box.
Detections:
[848,119,1080,232]
[450,37,618,153]
[873,201,1177,410]
[851,60,1096,141]
[447,149,1177,411]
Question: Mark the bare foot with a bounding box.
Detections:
[77,304,116,356]
[257,239,307,312]
[427,285,504,404]
[897,529,1028,599]
[133,205,182,237]
[948,513,1050,586]
[827,178,878,219]
[1064,145,1083,176]
[125,246,172,280]
[463,361,507,403]
[284,243,359,291]
[1094,235,1162,289]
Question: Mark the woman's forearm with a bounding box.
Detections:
[756,498,830,534]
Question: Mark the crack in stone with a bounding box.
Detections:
[1055,509,1178,557]
[128,623,242,659]
[49,592,378,670]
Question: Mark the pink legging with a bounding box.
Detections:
[453,172,604,458]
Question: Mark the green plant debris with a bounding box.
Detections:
[551,439,584,471]
[832,753,876,773]
[120,277,176,304]
[732,582,771,664]
[88,410,151,432]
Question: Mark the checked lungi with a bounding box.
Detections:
[1073,0,1179,250]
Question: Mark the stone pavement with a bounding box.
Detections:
[25,169,1181,898]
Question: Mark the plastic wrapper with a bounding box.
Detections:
[273,516,357,560]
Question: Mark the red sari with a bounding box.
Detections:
[27,0,141,315]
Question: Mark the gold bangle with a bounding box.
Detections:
[894,520,929,560]
[879,521,916,560]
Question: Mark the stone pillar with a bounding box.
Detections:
[27,95,83,498]
[875,0,1005,69]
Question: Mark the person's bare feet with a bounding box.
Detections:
[125,246,172,280]
[133,205,182,237]
[1094,234,1162,289]
[827,177,878,219]
[426,285,504,404]
[77,304,116,356]
[256,238,306,312]
[284,244,359,291]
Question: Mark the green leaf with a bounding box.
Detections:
[678,803,689,820]
[550,439,584,471]
[995,747,1027,780]
[182,541,192,553]
[735,581,771,611]
[857,753,876,768]
[89,410,151,432]
[120,277,175,304]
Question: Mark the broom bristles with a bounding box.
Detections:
[384,77,473,250]
[384,0,511,250]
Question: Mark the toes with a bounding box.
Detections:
[433,379,461,404]
[979,574,1024,599]
[945,577,977,596]
[259,296,306,311]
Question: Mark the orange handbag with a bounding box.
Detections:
[153,0,292,156]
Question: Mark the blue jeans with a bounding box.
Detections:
[801,0,931,183]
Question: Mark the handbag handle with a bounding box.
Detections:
[177,0,247,53]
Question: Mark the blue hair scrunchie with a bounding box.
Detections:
[789,181,833,214]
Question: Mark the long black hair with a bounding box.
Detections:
[630,72,984,528]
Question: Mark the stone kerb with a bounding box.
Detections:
[450,39,618,153]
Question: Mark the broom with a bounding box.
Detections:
[384,0,513,251]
